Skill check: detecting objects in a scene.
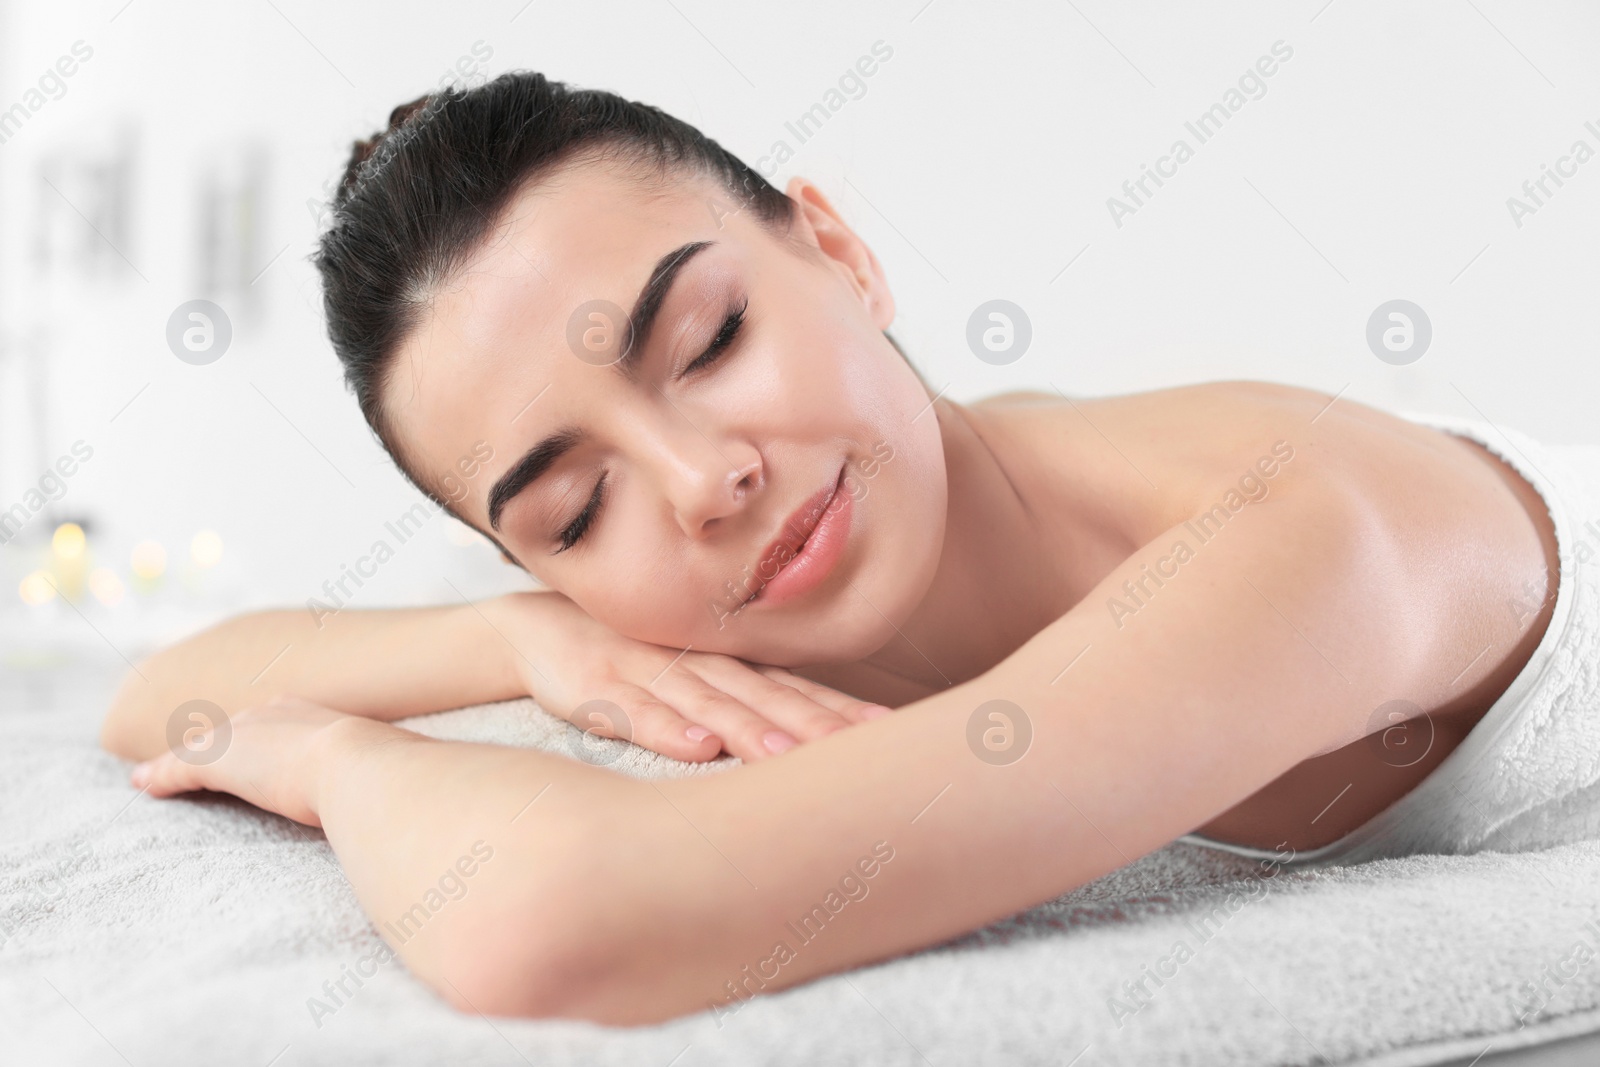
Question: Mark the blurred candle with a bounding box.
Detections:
[51,522,88,601]
[19,570,57,605]
[52,522,85,558]
[191,529,223,568]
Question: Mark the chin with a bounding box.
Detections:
[759,540,943,666]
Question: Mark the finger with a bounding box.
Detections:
[694,655,889,739]
[567,688,726,765]
[748,665,895,724]
[632,705,725,763]
[131,751,206,798]
[656,673,809,762]
[690,659,863,741]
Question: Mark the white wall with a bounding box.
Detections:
[1,0,1596,656]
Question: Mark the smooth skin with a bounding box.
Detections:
[113,157,1559,1024]
[99,588,896,766]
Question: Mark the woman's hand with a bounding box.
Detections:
[487,591,893,764]
[129,695,394,829]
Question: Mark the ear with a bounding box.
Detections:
[784,175,896,331]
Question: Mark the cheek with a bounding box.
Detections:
[866,381,947,546]
[570,580,670,644]
[568,546,710,646]
[888,426,946,529]
[766,343,901,469]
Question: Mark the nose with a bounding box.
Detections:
[643,415,762,539]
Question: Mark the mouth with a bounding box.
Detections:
[740,463,853,609]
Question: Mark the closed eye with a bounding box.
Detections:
[554,472,606,554]
[681,296,747,377]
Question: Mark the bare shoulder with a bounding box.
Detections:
[976,376,1561,835]
[977,377,1496,506]
[971,378,1432,540]
[974,374,1561,703]
[967,377,1555,648]
[928,380,1553,769]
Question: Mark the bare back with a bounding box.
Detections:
[803,380,1559,851]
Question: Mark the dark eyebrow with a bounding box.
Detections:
[485,426,583,534]
[485,239,715,533]
[619,239,715,379]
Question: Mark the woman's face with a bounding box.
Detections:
[384,159,947,665]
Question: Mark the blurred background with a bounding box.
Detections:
[1,0,1597,713]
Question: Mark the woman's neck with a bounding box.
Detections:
[850,398,1082,697]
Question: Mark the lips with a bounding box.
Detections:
[744,465,846,603]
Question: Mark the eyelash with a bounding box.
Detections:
[555,472,606,553]
[552,297,748,554]
[682,296,748,376]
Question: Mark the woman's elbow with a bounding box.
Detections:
[433,933,611,1021]
[429,879,637,1022]
[428,804,701,1025]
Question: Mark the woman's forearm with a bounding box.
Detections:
[310,716,646,1014]
[100,595,538,762]
[128,699,654,1015]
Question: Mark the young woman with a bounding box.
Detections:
[99,71,1591,1026]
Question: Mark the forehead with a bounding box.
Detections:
[384,160,736,511]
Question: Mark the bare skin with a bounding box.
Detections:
[852,384,1561,853]
[117,156,1560,1024]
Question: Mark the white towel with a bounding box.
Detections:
[4,689,1600,1065]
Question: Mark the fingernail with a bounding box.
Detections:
[762,730,797,754]
[861,704,893,720]
[685,725,714,742]
[131,761,151,787]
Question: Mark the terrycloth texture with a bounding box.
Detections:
[1180,412,1600,869]
[5,694,1600,1067]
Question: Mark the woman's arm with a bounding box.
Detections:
[136,473,1430,1024]
[102,587,892,765]
[100,594,532,762]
